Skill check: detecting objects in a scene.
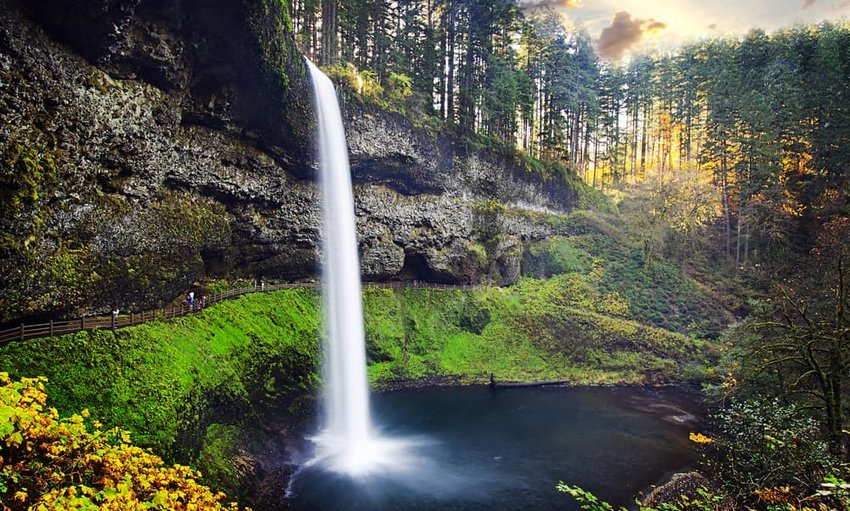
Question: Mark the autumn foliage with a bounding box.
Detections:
[0,372,245,511]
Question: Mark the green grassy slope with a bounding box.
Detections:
[0,277,718,469]
[0,290,321,458]
[526,210,731,337]
[364,286,713,385]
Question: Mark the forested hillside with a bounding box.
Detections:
[294,1,849,268]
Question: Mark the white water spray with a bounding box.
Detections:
[306,59,414,477]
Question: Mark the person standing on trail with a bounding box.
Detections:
[188,291,195,307]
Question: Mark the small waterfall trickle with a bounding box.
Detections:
[306,58,413,477]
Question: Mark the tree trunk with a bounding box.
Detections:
[460,11,474,132]
[321,0,338,65]
[592,126,599,189]
[446,1,455,125]
[640,102,648,179]
[736,204,743,265]
[721,151,732,258]
[582,116,592,180]
[826,373,844,456]
[571,110,581,165]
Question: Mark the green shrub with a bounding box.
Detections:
[557,483,724,511]
[387,72,413,105]
[701,398,836,506]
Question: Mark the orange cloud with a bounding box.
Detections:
[596,11,668,60]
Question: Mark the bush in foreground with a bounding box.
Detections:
[0,372,245,510]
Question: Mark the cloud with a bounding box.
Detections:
[596,11,668,60]
[517,0,581,10]
[803,0,816,8]
[644,20,667,34]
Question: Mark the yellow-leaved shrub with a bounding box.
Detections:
[0,372,246,511]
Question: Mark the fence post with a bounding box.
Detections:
[19,323,24,341]
[81,316,85,331]
[49,320,54,337]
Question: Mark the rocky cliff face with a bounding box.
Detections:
[0,0,589,323]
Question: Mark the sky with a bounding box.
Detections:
[518,0,850,59]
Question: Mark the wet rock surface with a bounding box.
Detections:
[0,0,579,322]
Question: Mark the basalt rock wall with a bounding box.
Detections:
[0,0,586,323]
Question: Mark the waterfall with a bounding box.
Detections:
[306,59,377,476]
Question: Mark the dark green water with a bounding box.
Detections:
[287,386,701,511]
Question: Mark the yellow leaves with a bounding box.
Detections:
[754,486,794,504]
[780,199,805,218]
[7,430,24,447]
[151,488,171,507]
[599,291,630,317]
[0,374,249,511]
[719,373,739,397]
[689,432,714,444]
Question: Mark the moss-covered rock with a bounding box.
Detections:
[344,97,606,213]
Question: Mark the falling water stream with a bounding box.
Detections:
[305,59,416,477]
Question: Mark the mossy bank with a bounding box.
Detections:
[0,290,321,461]
[0,283,716,490]
[363,284,715,385]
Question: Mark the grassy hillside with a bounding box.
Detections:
[0,290,322,459]
[0,279,716,451]
[0,281,717,503]
[364,286,714,385]
[523,209,732,337]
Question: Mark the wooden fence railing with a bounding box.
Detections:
[0,281,482,345]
